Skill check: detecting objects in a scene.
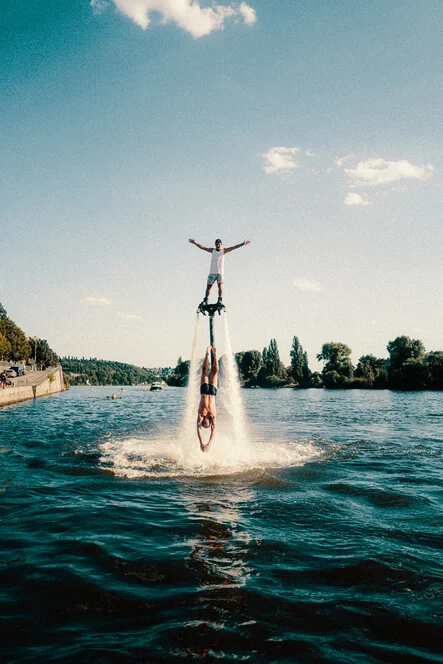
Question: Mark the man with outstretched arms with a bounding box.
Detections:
[188,237,250,304]
[197,345,218,453]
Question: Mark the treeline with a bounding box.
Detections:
[234,335,443,390]
[60,357,158,386]
[171,335,442,391]
[0,303,59,369]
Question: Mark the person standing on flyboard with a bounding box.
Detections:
[188,237,250,304]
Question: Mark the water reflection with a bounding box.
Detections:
[177,483,255,657]
[182,485,254,589]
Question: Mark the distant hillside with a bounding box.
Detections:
[60,357,157,386]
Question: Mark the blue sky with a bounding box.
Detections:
[1,0,442,369]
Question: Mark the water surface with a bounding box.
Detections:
[1,387,442,663]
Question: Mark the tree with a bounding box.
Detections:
[290,336,304,384]
[387,336,426,390]
[317,342,353,386]
[0,332,11,360]
[32,339,59,369]
[354,354,388,388]
[258,339,287,387]
[290,337,311,386]
[0,304,31,362]
[387,336,425,372]
[239,350,262,386]
[175,357,189,377]
[302,351,312,386]
[426,352,443,390]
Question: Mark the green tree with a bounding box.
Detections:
[33,339,59,369]
[310,371,324,387]
[0,332,11,360]
[290,337,312,386]
[258,339,287,387]
[387,336,426,390]
[317,342,353,386]
[387,336,425,372]
[290,336,304,384]
[0,304,31,362]
[425,352,443,390]
[302,351,312,386]
[165,357,189,386]
[60,357,156,386]
[354,354,388,388]
[239,350,262,386]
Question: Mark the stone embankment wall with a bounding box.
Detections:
[0,366,65,407]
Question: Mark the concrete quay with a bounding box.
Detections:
[0,366,65,407]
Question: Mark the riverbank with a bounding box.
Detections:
[0,365,65,407]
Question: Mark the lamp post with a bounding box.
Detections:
[32,338,37,371]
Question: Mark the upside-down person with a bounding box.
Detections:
[188,237,250,305]
[197,345,218,453]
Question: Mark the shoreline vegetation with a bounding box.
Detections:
[61,335,443,392]
[2,300,440,392]
[0,303,58,370]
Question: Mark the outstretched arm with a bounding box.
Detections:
[207,420,216,447]
[189,238,212,253]
[197,419,204,448]
[224,239,251,254]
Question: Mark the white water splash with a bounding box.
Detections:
[98,311,320,478]
[218,314,249,444]
[99,435,319,479]
[182,314,201,442]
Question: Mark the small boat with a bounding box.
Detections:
[150,382,163,391]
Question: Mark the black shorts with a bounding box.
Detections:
[200,383,217,397]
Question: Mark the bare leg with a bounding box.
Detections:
[217,282,223,299]
[209,346,219,387]
[201,346,210,382]
[204,282,213,300]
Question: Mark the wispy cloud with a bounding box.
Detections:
[344,158,434,187]
[262,146,301,174]
[335,154,353,167]
[81,296,112,306]
[116,311,143,320]
[293,278,323,293]
[344,192,370,207]
[239,2,257,25]
[103,0,256,37]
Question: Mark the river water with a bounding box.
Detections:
[1,386,442,663]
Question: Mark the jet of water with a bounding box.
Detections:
[182,314,201,444]
[219,314,249,444]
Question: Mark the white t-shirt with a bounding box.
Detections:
[209,248,225,275]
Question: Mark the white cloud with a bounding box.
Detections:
[345,158,434,187]
[262,146,301,174]
[239,2,256,24]
[344,192,370,207]
[117,311,143,320]
[108,0,256,37]
[335,154,353,167]
[293,278,323,292]
[306,150,314,157]
[81,296,112,306]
